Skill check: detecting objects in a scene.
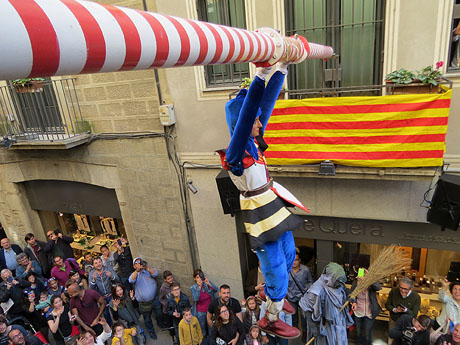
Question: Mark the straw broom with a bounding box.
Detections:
[306,245,411,345]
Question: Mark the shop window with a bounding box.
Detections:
[38,210,126,258]
[197,0,249,87]
[448,1,460,71]
[284,0,385,96]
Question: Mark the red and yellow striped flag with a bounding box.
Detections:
[264,90,452,167]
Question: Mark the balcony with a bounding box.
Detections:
[0,78,91,149]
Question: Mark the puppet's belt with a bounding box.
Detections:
[241,179,273,198]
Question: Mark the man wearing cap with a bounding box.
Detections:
[129,257,162,340]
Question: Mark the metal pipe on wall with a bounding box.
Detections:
[0,0,333,80]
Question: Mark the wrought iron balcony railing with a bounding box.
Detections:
[0,78,90,148]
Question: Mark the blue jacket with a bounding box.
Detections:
[190,280,218,315]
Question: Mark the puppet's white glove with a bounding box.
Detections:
[255,66,273,80]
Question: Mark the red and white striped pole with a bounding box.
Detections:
[0,0,333,80]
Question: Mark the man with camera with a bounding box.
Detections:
[389,314,431,345]
[45,229,75,260]
[129,257,162,340]
[113,238,133,287]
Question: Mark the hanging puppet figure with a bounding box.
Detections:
[217,63,309,339]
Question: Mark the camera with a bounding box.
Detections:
[199,271,205,281]
[401,327,416,345]
[140,260,147,266]
[6,277,13,283]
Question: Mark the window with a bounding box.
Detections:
[448,1,460,72]
[285,0,386,97]
[197,0,249,87]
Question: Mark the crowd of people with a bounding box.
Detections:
[1,230,460,345]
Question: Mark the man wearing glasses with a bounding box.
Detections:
[386,277,421,344]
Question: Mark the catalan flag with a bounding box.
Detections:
[263,90,452,168]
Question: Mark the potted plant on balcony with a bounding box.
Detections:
[385,61,443,94]
[240,77,288,99]
[12,77,45,93]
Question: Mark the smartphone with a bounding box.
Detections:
[70,315,77,322]
[398,304,406,309]
[357,268,365,278]
[117,239,122,246]
[199,271,205,281]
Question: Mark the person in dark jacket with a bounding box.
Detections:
[389,314,431,345]
[44,229,74,260]
[23,233,49,277]
[0,269,30,319]
[113,238,133,287]
[167,282,191,345]
[350,274,382,345]
[211,304,245,345]
[0,238,23,274]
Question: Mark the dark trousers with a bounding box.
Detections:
[268,335,288,345]
[289,299,306,331]
[354,315,375,345]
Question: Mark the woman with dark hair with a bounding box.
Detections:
[191,269,218,340]
[435,279,460,334]
[23,289,49,342]
[109,283,144,345]
[47,295,75,345]
[26,272,46,298]
[211,305,245,345]
[70,270,88,290]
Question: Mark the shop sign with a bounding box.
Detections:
[303,218,384,237]
[298,215,460,251]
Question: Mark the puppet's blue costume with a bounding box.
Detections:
[218,67,309,339]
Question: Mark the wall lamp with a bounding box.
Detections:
[318,160,336,176]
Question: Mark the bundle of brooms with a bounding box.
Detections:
[306,245,411,345]
[339,244,412,312]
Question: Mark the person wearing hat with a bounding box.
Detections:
[128,257,162,340]
[216,63,308,340]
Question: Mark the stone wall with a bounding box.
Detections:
[0,137,195,285]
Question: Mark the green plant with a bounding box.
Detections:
[416,65,442,86]
[11,77,45,87]
[385,69,416,84]
[240,77,252,89]
[386,61,444,86]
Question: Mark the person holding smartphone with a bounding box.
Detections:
[191,269,218,342]
[47,295,77,345]
[385,277,421,344]
[113,238,133,287]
